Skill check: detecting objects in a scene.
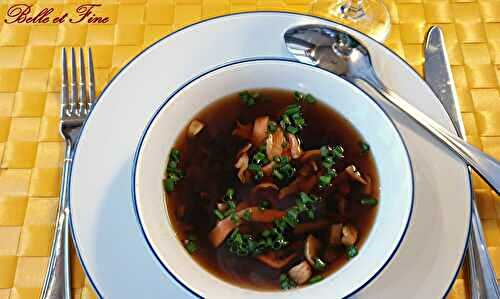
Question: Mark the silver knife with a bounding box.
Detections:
[424,26,500,299]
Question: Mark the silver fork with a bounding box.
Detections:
[40,48,96,299]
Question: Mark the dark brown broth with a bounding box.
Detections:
[166,89,379,291]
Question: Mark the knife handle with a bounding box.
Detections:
[357,74,500,195]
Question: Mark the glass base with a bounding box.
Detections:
[320,0,391,42]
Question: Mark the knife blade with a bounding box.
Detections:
[424,26,500,299]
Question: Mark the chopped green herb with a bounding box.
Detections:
[214,209,225,220]
[248,163,264,180]
[308,275,324,284]
[259,200,271,210]
[305,94,316,104]
[318,175,332,189]
[313,257,327,271]
[272,156,296,182]
[346,245,358,258]
[280,274,297,290]
[239,91,259,107]
[242,210,252,221]
[279,103,306,134]
[294,91,316,104]
[225,192,319,258]
[286,126,299,134]
[317,145,344,189]
[187,234,197,241]
[248,147,269,181]
[164,178,175,193]
[164,148,184,193]
[360,197,378,206]
[359,141,370,154]
[185,240,197,254]
[224,188,235,201]
[267,121,278,133]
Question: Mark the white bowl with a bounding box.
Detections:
[133,59,414,298]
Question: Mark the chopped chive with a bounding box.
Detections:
[259,200,271,210]
[346,245,358,258]
[286,126,299,134]
[318,175,332,188]
[227,200,236,210]
[308,275,324,284]
[225,188,235,200]
[307,209,315,220]
[359,141,370,153]
[267,121,277,133]
[187,234,197,241]
[239,91,259,107]
[320,145,329,157]
[305,94,316,103]
[360,197,378,206]
[313,257,327,271]
[214,209,225,220]
[185,240,197,254]
[280,274,297,290]
[272,169,284,181]
[242,210,252,221]
[164,178,175,193]
[284,105,301,115]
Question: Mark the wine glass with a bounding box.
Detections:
[312,0,391,42]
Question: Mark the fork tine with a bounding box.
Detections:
[87,48,96,111]
[78,48,87,115]
[61,48,69,118]
[70,48,78,114]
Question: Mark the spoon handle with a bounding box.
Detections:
[359,75,500,195]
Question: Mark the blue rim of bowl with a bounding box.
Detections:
[67,11,472,299]
[131,57,416,298]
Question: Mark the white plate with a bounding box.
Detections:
[69,12,471,298]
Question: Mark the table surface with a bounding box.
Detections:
[0,0,498,298]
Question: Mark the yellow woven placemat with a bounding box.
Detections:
[0,0,498,298]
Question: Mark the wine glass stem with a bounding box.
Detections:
[340,0,366,19]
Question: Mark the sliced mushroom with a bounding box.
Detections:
[345,165,367,184]
[278,175,317,199]
[304,234,321,266]
[232,121,253,140]
[251,182,279,193]
[336,196,347,216]
[252,116,269,146]
[293,219,330,235]
[261,161,276,176]
[256,251,297,269]
[235,153,249,183]
[288,261,312,285]
[362,175,372,195]
[329,224,343,246]
[187,120,204,138]
[341,224,358,246]
[237,143,252,157]
[299,149,321,162]
[298,160,318,177]
[266,127,285,160]
[287,133,302,159]
[310,160,318,172]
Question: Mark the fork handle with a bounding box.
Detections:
[40,142,72,299]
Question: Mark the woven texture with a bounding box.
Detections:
[0,0,498,298]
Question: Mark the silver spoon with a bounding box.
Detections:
[284,25,500,195]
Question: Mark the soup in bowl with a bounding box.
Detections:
[133,59,413,298]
